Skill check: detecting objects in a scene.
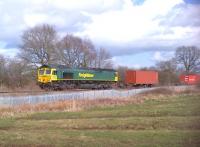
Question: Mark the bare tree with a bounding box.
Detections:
[0,55,6,87]
[156,59,179,85]
[95,47,113,68]
[175,46,200,73]
[156,59,177,72]
[117,66,128,82]
[57,34,81,67]
[57,34,97,68]
[19,24,58,66]
[0,55,33,89]
[80,38,96,68]
[6,58,28,88]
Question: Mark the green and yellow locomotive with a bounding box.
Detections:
[38,65,118,90]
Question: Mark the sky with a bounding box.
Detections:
[0,0,199,68]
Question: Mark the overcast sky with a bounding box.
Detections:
[0,0,199,68]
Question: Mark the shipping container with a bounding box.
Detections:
[179,74,200,85]
[125,70,158,85]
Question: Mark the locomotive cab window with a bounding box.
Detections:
[39,69,44,75]
[45,69,51,75]
[52,70,57,75]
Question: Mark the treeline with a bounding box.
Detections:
[0,24,112,89]
[19,24,112,68]
[118,46,200,85]
[0,24,113,89]
[157,46,200,85]
[0,24,200,89]
[0,56,32,89]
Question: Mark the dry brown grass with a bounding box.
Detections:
[196,82,200,89]
[0,83,41,93]
[0,85,11,92]
[0,98,146,117]
[140,87,200,96]
[1,87,199,118]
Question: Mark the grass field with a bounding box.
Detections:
[0,92,200,146]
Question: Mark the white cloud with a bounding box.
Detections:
[2,14,12,24]
[77,0,184,43]
[152,51,163,61]
[0,41,18,57]
[0,48,18,57]
[75,0,200,56]
[49,0,122,12]
[0,0,199,66]
[112,55,142,68]
[24,13,47,27]
[151,51,175,62]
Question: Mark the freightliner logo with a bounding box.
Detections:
[79,73,94,78]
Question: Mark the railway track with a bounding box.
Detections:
[0,91,43,94]
[0,85,186,95]
[0,89,91,96]
[0,85,192,106]
[0,86,170,95]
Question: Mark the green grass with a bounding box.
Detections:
[0,94,200,146]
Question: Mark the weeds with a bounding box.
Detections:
[196,81,200,89]
[0,87,199,118]
[0,98,145,118]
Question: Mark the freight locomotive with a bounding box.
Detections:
[37,64,159,90]
[38,65,118,90]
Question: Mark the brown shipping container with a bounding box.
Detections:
[125,70,158,85]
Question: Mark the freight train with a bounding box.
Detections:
[37,64,159,90]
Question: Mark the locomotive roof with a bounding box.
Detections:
[39,64,116,72]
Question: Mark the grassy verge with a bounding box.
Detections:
[0,90,200,146]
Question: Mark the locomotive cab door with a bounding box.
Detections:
[51,69,58,81]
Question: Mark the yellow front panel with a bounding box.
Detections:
[38,76,51,83]
[38,68,52,83]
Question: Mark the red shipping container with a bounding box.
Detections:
[125,70,158,85]
[179,74,200,85]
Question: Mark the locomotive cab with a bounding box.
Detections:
[38,66,57,83]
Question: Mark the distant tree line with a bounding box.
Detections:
[19,24,112,69]
[0,23,200,89]
[0,24,113,90]
[117,46,200,86]
[156,46,200,85]
[0,55,33,89]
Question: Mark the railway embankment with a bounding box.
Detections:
[0,85,194,107]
